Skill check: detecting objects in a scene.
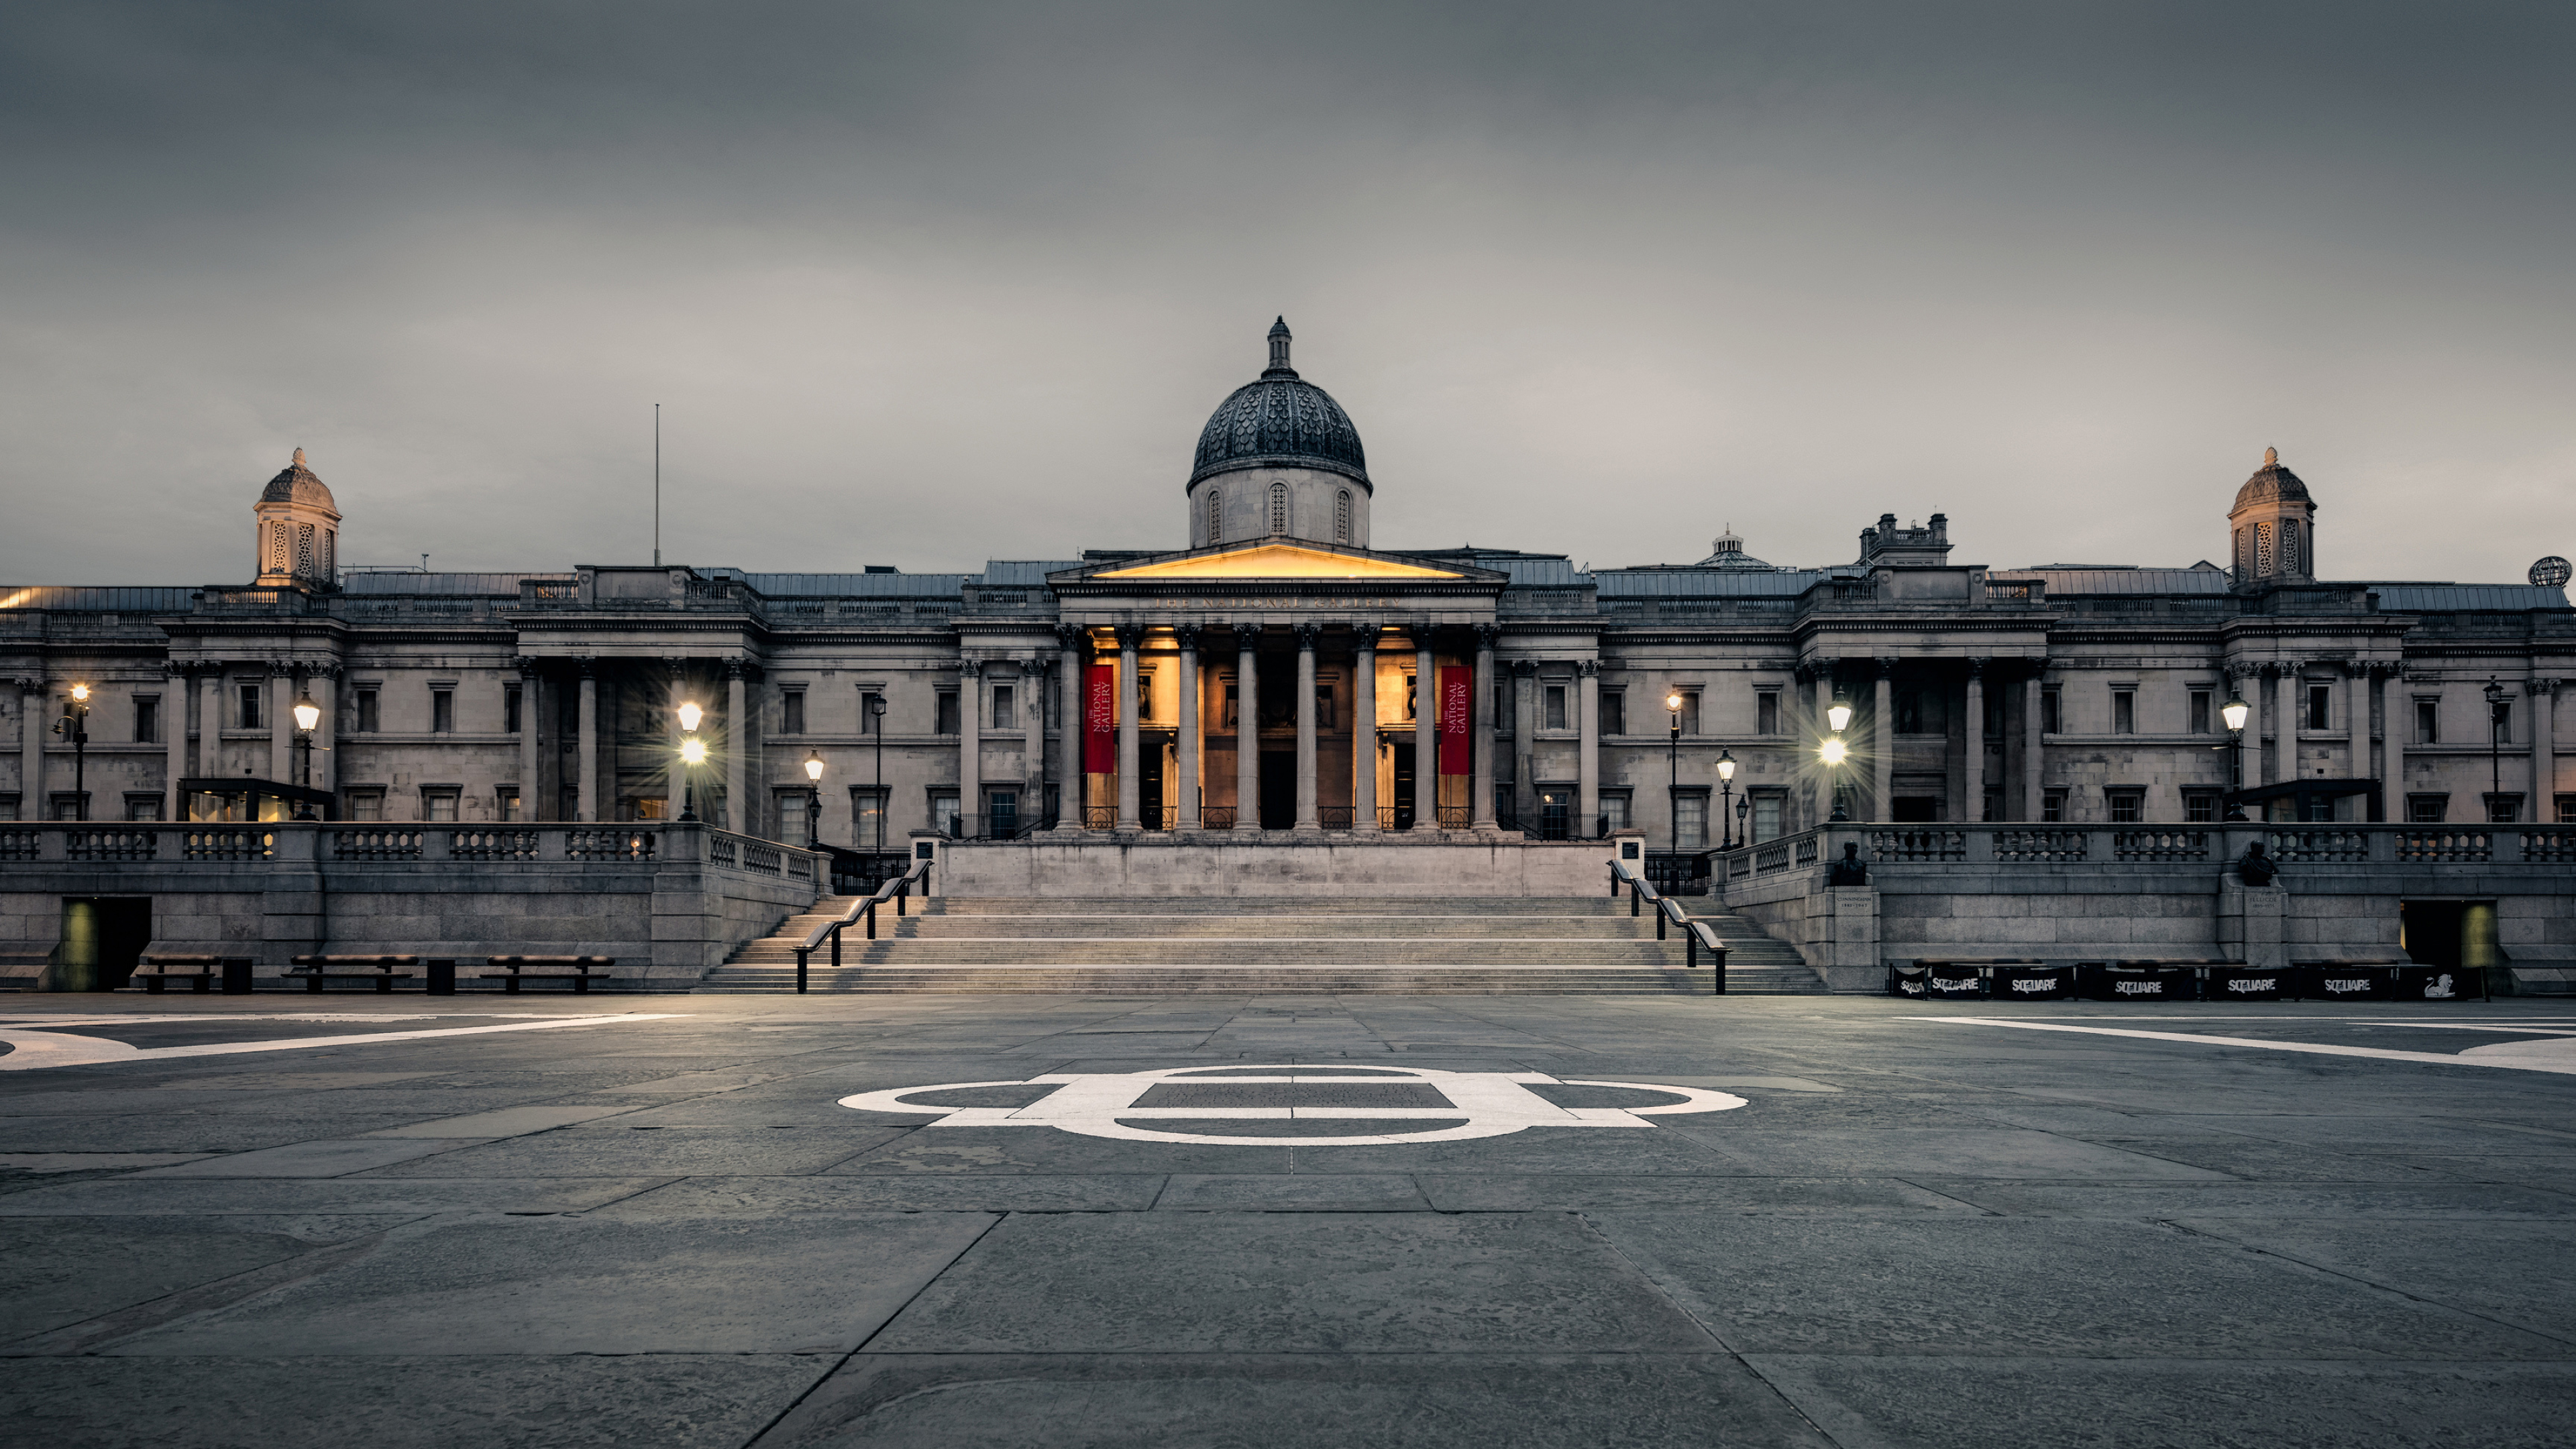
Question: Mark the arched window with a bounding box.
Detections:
[1205,488,1221,545]
[1269,481,1289,536]
[1335,490,1352,545]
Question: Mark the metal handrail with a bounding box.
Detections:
[1609,857,1726,994]
[793,856,932,994]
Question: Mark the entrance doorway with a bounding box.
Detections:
[2403,900,2501,980]
[1538,787,1570,841]
[56,897,152,992]
[1140,738,1168,830]
[1259,751,1295,830]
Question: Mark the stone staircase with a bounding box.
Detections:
[699,895,1825,994]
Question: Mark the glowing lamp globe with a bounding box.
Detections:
[676,700,703,732]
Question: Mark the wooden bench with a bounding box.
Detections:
[133,953,221,994]
[287,955,418,993]
[480,956,616,994]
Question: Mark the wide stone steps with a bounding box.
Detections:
[711,893,1821,994]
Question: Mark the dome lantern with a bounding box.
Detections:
[2228,445,2316,588]
[252,447,342,589]
[1187,319,1373,549]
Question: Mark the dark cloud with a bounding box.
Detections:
[4,2,2571,583]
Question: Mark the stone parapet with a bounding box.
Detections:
[934,835,1614,898]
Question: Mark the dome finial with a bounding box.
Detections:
[1265,317,1293,376]
[292,447,307,468]
[2263,445,2277,468]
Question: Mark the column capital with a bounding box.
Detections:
[2275,658,2304,678]
[1170,622,1200,652]
[1472,623,1502,649]
[512,655,541,678]
[1232,621,1264,650]
[1964,657,1987,680]
[1509,658,1534,677]
[1350,621,1380,647]
[2343,657,2371,678]
[1112,623,1148,651]
[959,658,983,678]
[1873,656,1902,678]
[724,657,751,681]
[575,656,596,678]
[303,661,341,682]
[2224,661,2260,682]
[1576,659,1599,678]
[1293,621,1322,651]
[1053,622,1087,651]
[663,656,688,680]
[2534,676,2563,697]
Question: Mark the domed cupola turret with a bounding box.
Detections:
[253,447,341,588]
[2228,446,2316,587]
[1186,319,1373,549]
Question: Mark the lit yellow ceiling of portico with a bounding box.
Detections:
[1092,545,1462,580]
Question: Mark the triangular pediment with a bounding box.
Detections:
[1088,544,1465,581]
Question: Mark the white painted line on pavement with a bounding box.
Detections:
[0,1014,688,1072]
[1909,1016,2576,1075]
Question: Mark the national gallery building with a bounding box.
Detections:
[5,320,2572,859]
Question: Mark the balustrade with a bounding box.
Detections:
[2114,830,2210,861]
[64,828,160,861]
[449,829,540,861]
[1992,829,2087,862]
[1870,829,1966,861]
[334,828,424,860]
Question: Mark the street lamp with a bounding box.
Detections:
[676,700,705,822]
[1820,732,1850,822]
[1735,792,1750,845]
[2483,678,2509,822]
[54,683,92,821]
[2220,692,2250,820]
[1826,692,1853,734]
[1665,690,1685,858]
[868,694,889,853]
[290,691,321,820]
[804,751,825,848]
[1715,748,1737,848]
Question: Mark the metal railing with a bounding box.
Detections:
[793,856,933,994]
[1608,857,1728,994]
[1318,806,1356,830]
[1200,806,1238,830]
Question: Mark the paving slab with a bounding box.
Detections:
[2180,1216,2576,1339]
[1664,1126,2238,1179]
[1,1354,826,1449]
[1417,1173,1982,1214]
[115,1212,996,1355]
[1155,1173,1431,1211]
[869,1211,1709,1354]
[0,1216,400,1342]
[132,1138,493,1178]
[1915,1179,2576,1220]
[765,1353,1834,1448]
[596,1173,1167,1215]
[355,1123,908,1177]
[0,1176,676,1216]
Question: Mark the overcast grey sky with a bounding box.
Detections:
[3,2,2570,584]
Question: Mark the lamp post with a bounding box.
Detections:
[868,694,888,853]
[1664,690,1684,858]
[55,683,91,821]
[1823,690,1854,822]
[291,691,321,820]
[2483,677,2508,822]
[804,751,825,848]
[2220,692,2250,820]
[676,700,704,822]
[1715,747,1737,849]
[1735,792,1750,845]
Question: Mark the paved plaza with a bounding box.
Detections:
[5,995,2574,1448]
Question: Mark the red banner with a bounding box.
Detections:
[1438,667,1472,776]
[1085,664,1117,773]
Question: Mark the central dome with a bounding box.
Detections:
[1189,318,1370,491]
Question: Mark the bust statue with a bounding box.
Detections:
[2237,841,2277,887]
[1825,841,1869,886]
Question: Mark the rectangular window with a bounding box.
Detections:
[0,796,16,821]
[2407,794,2447,824]
[1543,685,1567,731]
[504,685,523,735]
[127,796,164,822]
[781,690,806,736]
[851,788,888,847]
[2190,689,2212,735]
[1750,792,1782,843]
[2041,688,2061,735]
[1493,683,1510,735]
[2112,690,2135,736]
[2416,698,2440,744]
[133,697,159,744]
[2041,788,2068,823]
[990,684,1014,733]
[348,789,384,822]
[1600,690,1625,737]
[423,790,459,822]
[1673,792,1707,849]
[2487,794,2522,824]
[559,786,580,820]
[2307,684,2331,732]
[935,692,960,735]
[1895,690,1923,735]
[2491,700,2513,745]
[2557,794,2576,824]
[431,689,454,735]
[1223,684,1241,729]
[2184,790,2220,823]
[1599,792,1630,833]
[1984,688,2007,741]
[632,797,667,822]
[1982,788,2003,824]
[930,792,960,837]
[859,690,884,733]
[238,684,262,730]
[778,792,810,847]
[1756,691,1780,737]
[53,794,86,821]
[987,789,1019,837]
[1680,690,1701,736]
[2108,789,2143,824]
[1315,686,1336,731]
[356,688,380,733]
[497,789,521,823]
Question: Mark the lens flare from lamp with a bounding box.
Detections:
[679,736,708,765]
[676,701,703,732]
[1826,699,1853,732]
[1665,692,1684,712]
[1819,736,1848,766]
[69,683,90,702]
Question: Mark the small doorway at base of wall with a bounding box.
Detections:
[54,897,152,992]
[2401,899,2503,987]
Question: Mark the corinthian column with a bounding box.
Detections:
[1173,625,1201,829]
[1471,625,1499,829]
[1293,623,1320,830]
[576,659,598,822]
[2534,676,2559,821]
[1055,624,1085,830]
[1114,627,1142,830]
[1234,623,1261,830]
[1352,623,1379,833]
[1964,659,1986,823]
[725,659,749,834]
[1576,659,1599,836]
[1873,659,1898,823]
[959,659,983,838]
[1415,638,1439,830]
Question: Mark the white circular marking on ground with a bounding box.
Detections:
[837,1064,1747,1145]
